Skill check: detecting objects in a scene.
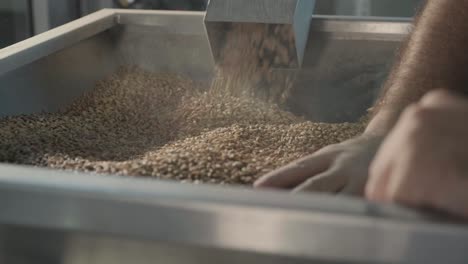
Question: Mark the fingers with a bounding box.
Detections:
[254,147,339,189]
[365,121,403,201]
[292,166,346,193]
[365,90,468,219]
[385,160,425,206]
[366,103,440,205]
[365,105,415,202]
[365,159,392,202]
[369,156,468,218]
[369,155,432,208]
[255,135,382,193]
[420,89,468,109]
[341,168,377,196]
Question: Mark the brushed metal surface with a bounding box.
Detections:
[205,0,299,24]
[0,9,116,76]
[0,225,318,264]
[0,165,467,263]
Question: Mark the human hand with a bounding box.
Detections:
[366,90,468,218]
[254,133,384,195]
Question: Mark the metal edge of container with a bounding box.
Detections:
[0,9,117,76]
[310,15,412,41]
[0,164,468,263]
[116,9,208,35]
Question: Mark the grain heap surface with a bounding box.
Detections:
[0,67,364,185]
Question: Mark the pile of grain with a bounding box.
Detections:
[0,67,364,185]
[43,123,361,185]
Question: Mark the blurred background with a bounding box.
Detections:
[1,0,422,49]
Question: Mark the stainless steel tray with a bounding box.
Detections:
[1,9,467,264]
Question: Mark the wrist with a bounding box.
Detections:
[364,108,399,136]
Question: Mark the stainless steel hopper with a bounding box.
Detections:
[1,8,466,264]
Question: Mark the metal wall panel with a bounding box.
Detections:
[32,0,80,34]
[0,0,32,48]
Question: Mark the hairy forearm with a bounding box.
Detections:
[366,1,468,134]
